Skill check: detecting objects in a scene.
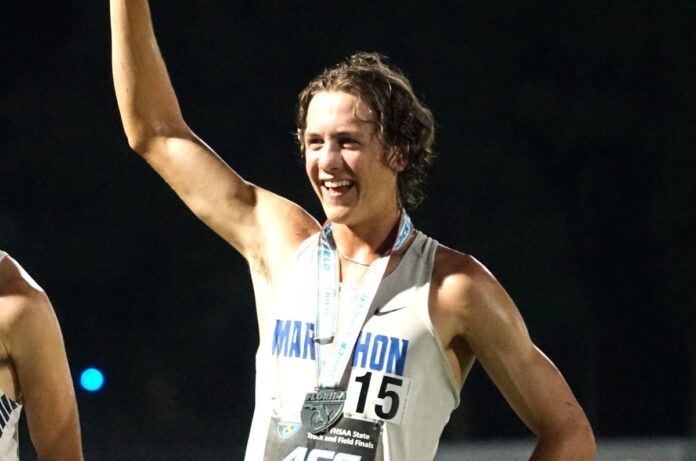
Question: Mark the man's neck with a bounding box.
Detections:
[329,207,403,264]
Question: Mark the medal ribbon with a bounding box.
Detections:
[315,210,413,389]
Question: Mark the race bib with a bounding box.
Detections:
[263,416,381,461]
[344,368,412,426]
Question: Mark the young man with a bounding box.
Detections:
[0,251,84,460]
[110,1,595,459]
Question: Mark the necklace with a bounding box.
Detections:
[339,252,371,267]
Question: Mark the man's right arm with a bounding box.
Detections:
[110,0,318,281]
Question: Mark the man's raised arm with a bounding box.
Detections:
[110,0,318,276]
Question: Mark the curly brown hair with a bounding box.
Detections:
[296,52,436,209]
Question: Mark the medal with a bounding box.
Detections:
[301,389,347,434]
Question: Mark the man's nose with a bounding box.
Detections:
[317,142,342,171]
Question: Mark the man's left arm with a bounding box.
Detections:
[443,255,595,460]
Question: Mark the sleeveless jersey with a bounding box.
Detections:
[245,232,461,461]
[0,251,23,461]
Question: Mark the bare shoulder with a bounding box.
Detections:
[0,256,53,344]
[431,244,509,315]
[430,244,525,345]
[248,187,320,280]
[432,244,496,290]
[255,187,320,250]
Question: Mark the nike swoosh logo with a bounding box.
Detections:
[374,305,408,316]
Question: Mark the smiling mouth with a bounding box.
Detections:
[322,179,354,194]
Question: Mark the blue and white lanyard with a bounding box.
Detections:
[315,210,413,389]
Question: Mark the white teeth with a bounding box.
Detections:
[323,180,352,188]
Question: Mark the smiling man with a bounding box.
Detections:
[110,1,595,460]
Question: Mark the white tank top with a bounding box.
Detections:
[245,232,461,461]
[0,251,23,461]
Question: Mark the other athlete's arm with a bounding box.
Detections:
[0,256,83,461]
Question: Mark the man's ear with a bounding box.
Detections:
[389,146,408,172]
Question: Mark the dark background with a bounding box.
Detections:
[1,0,694,456]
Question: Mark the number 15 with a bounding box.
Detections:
[352,371,408,421]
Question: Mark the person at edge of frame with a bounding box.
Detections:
[109,1,596,460]
[0,250,84,460]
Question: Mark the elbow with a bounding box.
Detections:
[535,420,596,460]
[124,121,187,157]
[126,135,151,157]
[124,125,159,157]
[573,424,597,460]
[563,421,597,460]
[586,429,597,459]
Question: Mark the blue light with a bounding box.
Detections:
[80,368,105,392]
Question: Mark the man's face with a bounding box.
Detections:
[303,91,402,226]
